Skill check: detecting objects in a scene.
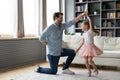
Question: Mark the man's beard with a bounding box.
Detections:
[59,21,62,24]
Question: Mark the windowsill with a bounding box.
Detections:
[0,37,39,41]
[0,34,40,40]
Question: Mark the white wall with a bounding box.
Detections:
[65,0,75,34]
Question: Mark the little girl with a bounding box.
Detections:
[76,13,103,77]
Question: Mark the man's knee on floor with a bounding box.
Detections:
[51,69,58,74]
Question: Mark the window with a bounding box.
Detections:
[0,0,42,38]
[47,0,59,26]
[23,0,39,37]
[0,0,17,38]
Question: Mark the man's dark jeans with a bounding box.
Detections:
[37,48,76,74]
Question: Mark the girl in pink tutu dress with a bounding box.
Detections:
[76,14,103,77]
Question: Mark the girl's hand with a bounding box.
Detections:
[86,13,91,21]
[75,48,79,53]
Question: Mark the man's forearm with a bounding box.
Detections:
[74,12,85,23]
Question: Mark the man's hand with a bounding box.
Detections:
[82,11,87,16]
[74,11,88,23]
[42,41,48,45]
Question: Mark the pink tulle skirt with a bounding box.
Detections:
[77,43,103,57]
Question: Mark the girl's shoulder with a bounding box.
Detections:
[84,29,93,34]
[88,29,93,32]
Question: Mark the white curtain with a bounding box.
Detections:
[0,0,59,38]
[23,0,39,37]
[0,0,17,37]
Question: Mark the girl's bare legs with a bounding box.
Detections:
[89,56,98,75]
[84,56,91,77]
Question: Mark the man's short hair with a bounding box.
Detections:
[53,12,63,21]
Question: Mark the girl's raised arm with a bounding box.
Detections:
[86,14,93,30]
[86,13,99,35]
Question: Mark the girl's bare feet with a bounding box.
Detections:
[88,71,91,77]
[93,70,99,75]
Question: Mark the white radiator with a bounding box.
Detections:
[0,38,46,69]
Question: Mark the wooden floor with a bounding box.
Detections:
[0,61,49,80]
[0,61,118,80]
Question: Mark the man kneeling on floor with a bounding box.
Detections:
[35,12,86,75]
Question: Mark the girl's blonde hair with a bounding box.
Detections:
[83,21,99,35]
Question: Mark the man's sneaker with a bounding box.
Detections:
[62,69,75,75]
[34,65,42,72]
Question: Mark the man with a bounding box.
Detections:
[36,12,86,75]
